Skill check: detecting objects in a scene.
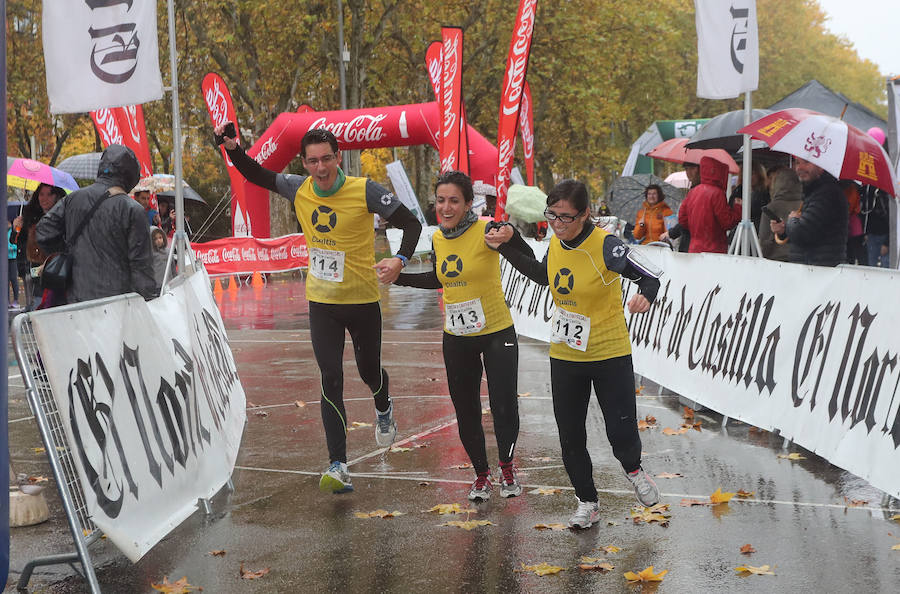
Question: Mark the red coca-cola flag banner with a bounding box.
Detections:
[428,40,470,176]
[520,81,535,186]
[192,234,308,275]
[91,108,124,148]
[440,27,466,173]
[495,0,538,220]
[201,72,256,237]
[114,105,154,179]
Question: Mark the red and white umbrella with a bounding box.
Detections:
[737,108,897,196]
[646,138,740,174]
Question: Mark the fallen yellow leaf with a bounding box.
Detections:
[389,447,412,453]
[890,514,900,522]
[735,489,755,498]
[239,563,271,580]
[709,487,735,504]
[441,519,494,530]
[529,487,562,495]
[533,523,567,531]
[517,392,531,397]
[350,421,372,428]
[891,544,900,551]
[450,463,473,469]
[624,566,668,582]
[635,385,644,395]
[682,406,694,420]
[209,550,226,556]
[843,497,868,507]
[630,504,671,526]
[777,453,806,460]
[425,503,475,515]
[662,427,688,436]
[354,509,404,518]
[27,475,49,483]
[656,472,683,479]
[33,447,45,454]
[735,564,775,575]
[680,498,710,507]
[740,544,756,555]
[520,562,565,576]
[150,576,201,593]
[596,545,621,554]
[294,400,306,408]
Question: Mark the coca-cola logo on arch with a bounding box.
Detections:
[310,114,386,144]
[255,137,278,164]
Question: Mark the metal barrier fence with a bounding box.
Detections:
[12,311,101,593]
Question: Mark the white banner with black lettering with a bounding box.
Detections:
[43,0,164,114]
[29,269,246,561]
[694,0,759,99]
[503,245,900,499]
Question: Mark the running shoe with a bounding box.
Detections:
[626,467,660,507]
[319,461,353,494]
[498,462,522,498]
[467,471,492,501]
[375,403,398,446]
[567,498,600,529]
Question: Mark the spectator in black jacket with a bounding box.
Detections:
[768,157,847,267]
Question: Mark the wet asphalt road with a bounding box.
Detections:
[6,273,900,593]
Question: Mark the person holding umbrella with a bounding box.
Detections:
[488,179,662,529]
[632,184,673,244]
[13,184,66,310]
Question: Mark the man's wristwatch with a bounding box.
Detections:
[394,254,409,267]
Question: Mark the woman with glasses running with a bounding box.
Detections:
[394,170,533,501]
[487,179,662,529]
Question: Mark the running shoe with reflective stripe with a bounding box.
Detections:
[626,467,659,507]
[567,498,600,529]
[319,461,353,493]
[375,403,398,446]
[498,462,522,498]
[467,472,492,501]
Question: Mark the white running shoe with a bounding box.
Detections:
[568,497,600,529]
[375,403,398,446]
[626,467,660,507]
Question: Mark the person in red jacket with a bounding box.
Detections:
[677,156,741,253]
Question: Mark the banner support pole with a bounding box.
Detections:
[730,91,762,257]
[166,0,188,271]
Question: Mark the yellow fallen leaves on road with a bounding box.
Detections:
[533,523,568,531]
[735,489,755,498]
[637,415,657,430]
[631,503,671,526]
[891,544,900,551]
[450,463,473,469]
[596,545,621,554]
[529,487,562,495]
[709,487,736,504]
[150,576,201,593]
[662,426,689,436]
[683,406,694,420]
[735,564,775,575]
[424,503,476,515]
[441,519,494,530]
[680,498,709,507]
[624,566,668,582]
[239,563,271,580]
[740,544,756,555]
[656,472,683,479]
[389,447,412,453]
[348,421,373,431]
[889,514,900,521]
[209,550,226,556]
[354,510,404,519]
[294,400,306,408]
[777,453,806,460]
[519,562,565,576]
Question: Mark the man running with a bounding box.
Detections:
[215,123,422,493]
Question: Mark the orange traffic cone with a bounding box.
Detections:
[251,271,265,289]
[228,275,239,293]
[213,277,223,296]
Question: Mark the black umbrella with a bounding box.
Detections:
[685,109,772,153]
[156,186,206,204]
[605,174,683,223]
[56,152,103,180]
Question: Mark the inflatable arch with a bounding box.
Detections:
[238,102,498,237]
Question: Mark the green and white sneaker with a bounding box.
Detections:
[319,461,353,493]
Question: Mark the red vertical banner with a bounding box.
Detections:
[519,81,535,186]
[439,27,465,173]
[90,108,125,147]
[426,41,443,103]
[495,0,538,220]
[201,72,253,237]
[114,105,154,179]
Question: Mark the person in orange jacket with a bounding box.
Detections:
[632,184,673,244]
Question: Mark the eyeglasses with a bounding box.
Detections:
[304,153,337,166]
[544,208,583,223]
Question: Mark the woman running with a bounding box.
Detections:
[395,170,533,501]
[488,179,661,528]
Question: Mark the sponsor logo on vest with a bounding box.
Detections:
[554,268,575,295]
[312,206,338,233]
[441,254,463,278]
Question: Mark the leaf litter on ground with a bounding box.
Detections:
[150,576,202,593]
[624,566,668,582]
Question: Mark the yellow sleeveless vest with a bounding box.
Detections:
[294,176,378,304]
[433,220,513,336]
[547,227,630,362]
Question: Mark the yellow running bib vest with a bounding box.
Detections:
[547,227,631,362]
[433,220,513,336]
[294,176,378,304]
